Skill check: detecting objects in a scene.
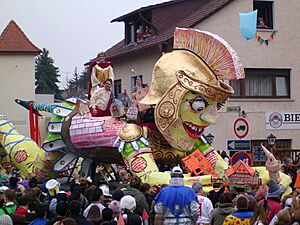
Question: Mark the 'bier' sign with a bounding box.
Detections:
[266,112,300,129]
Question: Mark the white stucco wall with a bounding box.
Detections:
[0,55,36,136]
[194,0,300,150]
[112,47,162,94]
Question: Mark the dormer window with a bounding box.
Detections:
[125,12,152,45]
[254,1,273,29]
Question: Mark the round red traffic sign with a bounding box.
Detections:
[230,151,252,166]
[233,117,249,139]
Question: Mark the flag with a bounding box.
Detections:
[239,10,257,40]
[118,212,125,225]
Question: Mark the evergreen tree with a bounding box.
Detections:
[67,67,80,91]
[78,65,89,90]
[65,66,89,98]
[35,48,61,99]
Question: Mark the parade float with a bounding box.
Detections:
[1,28,292,192]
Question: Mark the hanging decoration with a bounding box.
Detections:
[239,10,257,40]
[256,31,277,46]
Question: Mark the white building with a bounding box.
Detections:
[0,20,41,136]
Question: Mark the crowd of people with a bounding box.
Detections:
[0,156,298,225]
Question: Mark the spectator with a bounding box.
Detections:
[13,194,30,224]
[47,201,68,225]
[29,203,48,225]
[265,180,284,223]
[87,205,102,225]
[68,200,92,225]
[275,209,291,225]
[154,166,199,224]
[83,187,105,218]
[15,194,30,216]
[0,189,17,216]
[207,185,225,207]
[0,186,9,208]
[108,200,120,220]
[100,208,117,225]
[192,182,213,225]
[29,177,38,188]
[122,176,149,216]
[120,195,142,225]
[257,17,269,29]
[284,158,297,188]
[246,195,257,212]
[251,199,270,225]
[99,185,112,206]
[210,192,234,225]
[223,195,253,225]
[49,191,68,217]
[60,217,78,225]
[111,189,124,202]
[255,184,269,201]
[140,183,155,209]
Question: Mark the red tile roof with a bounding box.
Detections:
[106,0,233,60]
[0,20,41,54]
[111,0,189,22]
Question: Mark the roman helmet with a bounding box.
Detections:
[141,28,244,132]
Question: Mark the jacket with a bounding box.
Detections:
[15,206,28,216]
[28,218,48,225]
[122,187,149,215]
[71,214,93,225]
[266,199,282,224]
[0,202,17,216]
[211,202,233,225]
[154,182,199,225]
[223,211,254,225]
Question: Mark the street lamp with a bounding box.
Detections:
[267,133,276,153]
[205,133,215,145]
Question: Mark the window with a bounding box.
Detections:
[114,79,122,98]
[230,69,290,98]
[254,1,273,29]
[131,75,143,92]
[125,12,152,45]
[251,139,291,165]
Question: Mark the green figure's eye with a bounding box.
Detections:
[186,96,207,112]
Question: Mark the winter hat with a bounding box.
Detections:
[267,179,284,199]
[255,184,269,200]
[236,195,248,210]
[0,186,9,193]
[171,166,183,178]
[284,197,293,208]
[100,184,112,197]
[246,194,257,211]
[46,179,60,190]
[112,189,124,201]
[46,179,60,197]
[108,200,121,213]
[284,157,292,165]
[22,179,29,189]
[0,215,13,225]
[120,195,136,211]
[192,182,203,193]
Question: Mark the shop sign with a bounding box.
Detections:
[266,112,300,129]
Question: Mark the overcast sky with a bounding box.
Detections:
[0,0,167,89]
